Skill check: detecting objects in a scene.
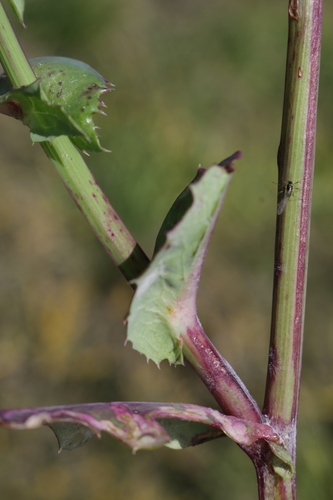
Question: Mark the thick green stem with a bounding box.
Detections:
[261,0,322,497]
[264,0,322,432]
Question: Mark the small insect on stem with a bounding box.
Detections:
[277,180,299,215]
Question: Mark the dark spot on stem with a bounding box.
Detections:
[268,346,278,379]
[274,258,283,278]
[288,0,299,21]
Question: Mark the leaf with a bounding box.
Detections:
[126,156,239,366]
[0,57,114,152]
[0,403,170,453]
[8,0,25,25]
[0,80,88,140]
[268,441,295,479]
[0,402,290,458]
[153,167,206,254]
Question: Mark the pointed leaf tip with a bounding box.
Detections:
[9,0,25,26]
[218,150,242,172]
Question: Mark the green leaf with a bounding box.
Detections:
[0,57,113,152]
[269,442,295,479]
[126,162,234,366]
[0,80,88,141]
[8,0,25,25]
[153,167,206,254]
[158,419,223,449]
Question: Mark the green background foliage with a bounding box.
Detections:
[0,0,332,498]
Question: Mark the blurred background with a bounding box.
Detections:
[0,0,332,498]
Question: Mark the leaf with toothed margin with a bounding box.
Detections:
[0,402,292,462]
[126,156,239,366]
[0,80,88,142]
[0,57,113,152]
[8,0,25,25]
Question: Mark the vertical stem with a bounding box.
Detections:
[256,462,295,500]
[264,0,322,461]
[0,2,35,85]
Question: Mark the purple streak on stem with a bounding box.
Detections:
[261,0,322,497]
[182,318,262,423]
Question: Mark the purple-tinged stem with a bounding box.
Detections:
[183,317,262,422]
[264,0,322,437]
[255,459,295,500]
[261,0,322,497]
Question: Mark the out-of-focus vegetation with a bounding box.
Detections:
[0,0,332,498]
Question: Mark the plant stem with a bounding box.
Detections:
[261,0,322,496]
[0,2,35,85]
[0,1,149,283]
[256,461,295,500]
[183,317,262,422]
[42,138,150,281]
